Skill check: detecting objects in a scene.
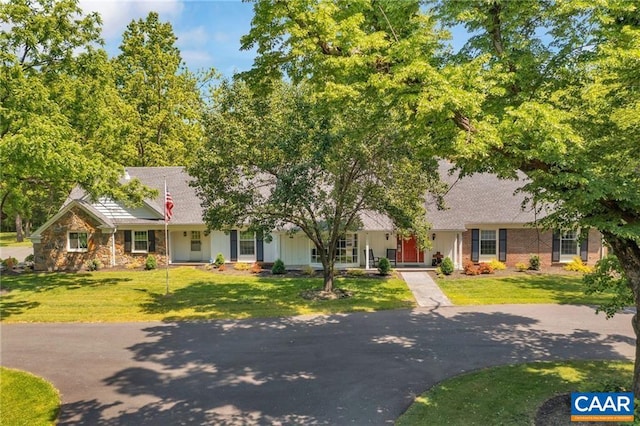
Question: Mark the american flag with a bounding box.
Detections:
[165,187,174,222]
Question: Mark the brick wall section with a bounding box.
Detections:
[461,228,603,268]
[33,207,113,271]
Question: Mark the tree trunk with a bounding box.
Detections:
[15,214,23,242]
[323,262,334,292]
[603,232,640,399]
[25,220,31,237]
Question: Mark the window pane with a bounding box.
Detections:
[239,241,254,255]
[560,232,578,255]
[480,230,496,255]
[134,231,148,251]
[78,233,88,249]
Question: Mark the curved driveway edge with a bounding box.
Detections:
[1,305,635,425]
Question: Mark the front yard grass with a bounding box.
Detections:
[437,273,613,306]
[0,232,32,248]
[0,267,414,323]
[396,360,633,425]
[0,367,60,425]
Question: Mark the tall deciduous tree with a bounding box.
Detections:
[114,12,205,167]
[190,80,440,292]
[0,0,154,237]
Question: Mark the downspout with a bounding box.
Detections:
[111,228,116,267]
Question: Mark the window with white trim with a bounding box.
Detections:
[560,231,578,257]
[239,231,255,256]
[191,231,201,252]
[133,231,148,252]
[480,230,497,256]
[311,234,358,264]
[68,232,88,252]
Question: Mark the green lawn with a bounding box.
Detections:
[437,273,612,305]
[0,267,415,322]
[0,232,33,248]
[0,367,60,426]
[397,360,633,425]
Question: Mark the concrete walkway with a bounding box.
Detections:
[401,271,453,307]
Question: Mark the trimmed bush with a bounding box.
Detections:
[488,259,506,271]
[478,263,494,274]
[440,257,454,275]
[2,257,18,269]
[463,260,480,275]
[529,255,541,271]
[85,258,102,271]
[346,268,366,277]
[564,256,594,273]
[301,265,315,276]
[271,259,286,275]
[515,262,528,272]
[251,262,262,274]
[234,262,251,271]
[24,254,34,263]
[214,253,225,268]
[218,264,226,272]
[145,255,157,270]
[378,257,391,276]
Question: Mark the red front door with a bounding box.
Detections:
[397,235,424,263]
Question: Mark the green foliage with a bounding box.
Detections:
[378,257,391,276]
[144,255,157,270]
[213,253,225,267]
[584,255,633,319]
[440,257,454,275]
[24,254,34,263]
[2,257,18,269]
[515,262,528,272]
[234,262,251,271]
[0,367,60,426]
[84,259,103,272]
[271,259,286,275]
[529,255,541,271]
[346,268,366,277]
[563,257,594,274]
[301,265,316,276]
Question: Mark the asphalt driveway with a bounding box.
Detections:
[1,305,635,425]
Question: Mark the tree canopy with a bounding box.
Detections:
[190,80,442,291]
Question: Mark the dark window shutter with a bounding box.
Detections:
[148,230,156,252]
[552,231,560,262]
[230,230,238,261]
[124,230,132,253]
[256,231,264,262]
[499,229,507,262]
[580,230,589,262]
[471,229,479,262]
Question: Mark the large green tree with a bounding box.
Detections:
[190,80,440,291]
[242,0,640,395]
[0,0,153,237]
[114,12,205,167]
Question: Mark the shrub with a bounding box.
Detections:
[301,265,315,276]
[126,260,142,269]
[85,258,102,271]
[24,254,34,263]
[271,259,286,275]
[2,257,18,269]
[218,264,226,272]
[145,255,157,270]
[378,257,391,276]
[515,262,528,272]
[214,253,225,267]
[234,262,251,271]
[463,260,480,275]
[346,268,366,277]
[564,256,594,273]
[478,263,494,274]
[251,262,262,274]
[488,258,506,271]
[529,254,541,271]
[440,257,454,275]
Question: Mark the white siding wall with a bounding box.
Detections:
[425,232,457,266]
[358,233,397,266]
[280,234,310,266]
[263,235,278,263]
[210,231,230,262]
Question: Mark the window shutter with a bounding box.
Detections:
[124,230,132,253]
[471,229,479,262]
[552,231,560,262]
[256,231,264,262]
[230,230,238,261]
[499,229,507,262]
[148,230,156,253]
[580,230,589,262]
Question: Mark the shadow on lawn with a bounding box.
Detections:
[0,273,131,320]
[139,275,413,321]
[54,307,634,425]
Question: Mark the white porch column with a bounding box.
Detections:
[365,234,370,269]
[457,233,463,270]
[110,228,116,266]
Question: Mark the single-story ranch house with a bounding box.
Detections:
[30,162,604,271]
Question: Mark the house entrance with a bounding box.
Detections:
[397,235,424,264]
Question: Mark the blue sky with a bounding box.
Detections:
[79,0,469,78]
[80,0,257,76]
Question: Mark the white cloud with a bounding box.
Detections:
[176,26,208,47]
[181,49,213,69]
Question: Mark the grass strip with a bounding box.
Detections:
[0,367,60,426]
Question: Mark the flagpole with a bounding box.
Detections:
[164,178,170,295]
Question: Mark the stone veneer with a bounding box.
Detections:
[33,206,169,271]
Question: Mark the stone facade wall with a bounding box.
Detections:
[33,207,113,271]
[113,229,168,266]
[461,228,603,268]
